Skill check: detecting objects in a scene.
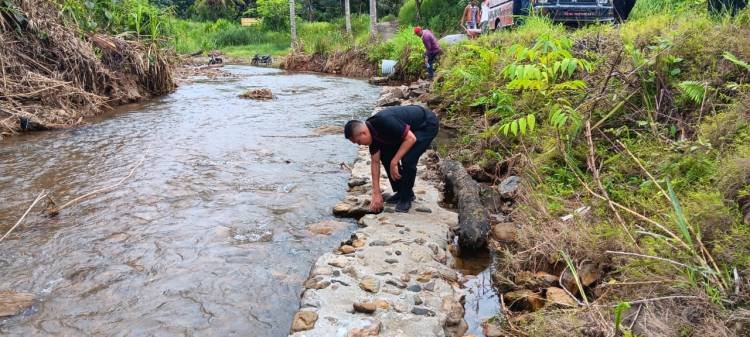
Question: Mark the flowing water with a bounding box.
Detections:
[0,66,380,336]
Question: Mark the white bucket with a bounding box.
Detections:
[381,59,397,76]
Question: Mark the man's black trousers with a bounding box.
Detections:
[379,115,439,202]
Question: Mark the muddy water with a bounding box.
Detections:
[0,66,380,336]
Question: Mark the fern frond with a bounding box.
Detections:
[678,81,707,104]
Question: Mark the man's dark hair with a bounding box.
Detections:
[344,120,364,139]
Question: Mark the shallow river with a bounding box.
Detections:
[0,66,380,336]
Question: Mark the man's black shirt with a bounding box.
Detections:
[366,105,435,155]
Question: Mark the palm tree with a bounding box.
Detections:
[369,0,376,39]
[345,0,352,36]
[289,0,297,49]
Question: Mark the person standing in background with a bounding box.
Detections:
[461,0,481,30]
[480,0,490,34]
[413,26,442,80]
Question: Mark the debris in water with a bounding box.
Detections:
[239,88,274,100]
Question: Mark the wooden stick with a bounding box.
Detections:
[0,191,48,242]
[585,121,635,244]
[595,295,701,307]
[628,303,644,331]
[605,250,692,269]
[559,268,584,306]
[49,156,145,216]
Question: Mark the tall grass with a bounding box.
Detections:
[629,0,707,20]
[171,14,371,57]
[60,0,173,43]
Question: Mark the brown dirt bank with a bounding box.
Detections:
[0,0,174,140]
[281,49,377,78]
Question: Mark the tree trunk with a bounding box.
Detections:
[440,159,490,253]
[345,0,352,36]
[415,0,422,23]
[289,0,297,50]
[369,0,377,39]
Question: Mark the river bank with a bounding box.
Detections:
[289,146,470,337]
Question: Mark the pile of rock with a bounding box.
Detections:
[374,81,437,109]
[239,88,274,100]
[484,221,605,334]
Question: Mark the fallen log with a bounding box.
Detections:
[439,159,490,252]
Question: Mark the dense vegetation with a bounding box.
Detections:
[432,2,750,336]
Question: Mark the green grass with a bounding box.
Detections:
[432,5,750,335]
[171,14,372,58]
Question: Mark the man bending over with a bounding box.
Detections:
[344,105,439,213]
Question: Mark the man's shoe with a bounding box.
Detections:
[386,193,416,204]
[395,200,412,213]
[385,193,401,204]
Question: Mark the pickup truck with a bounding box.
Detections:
[488,0,636,30]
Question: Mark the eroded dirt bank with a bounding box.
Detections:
[0,0,174,139]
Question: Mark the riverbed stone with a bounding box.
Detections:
[369,240,389,246]
[498,175,521,199]
[353,302,377,314]
[348,178,368,188]
[545,287,577,308]
[491,222,517,243]
[359,276,380,293]
[0,291,34,317]
[308,220,348,235]
[333,203,352,215]
[340,245,355,254]
[290,310,318,332]
[347,318,382,337]
[352,239,366,248]
[328,256,350,268]
[304,277,331,290]
[407,284,422,292]
[411,307,435,316]
[504,289,545,312]
[442,296,464,326]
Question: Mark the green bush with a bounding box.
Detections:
[369,27,425,80]
[257,0,299,30]
[398,0,465,35]
[60,0,174,41]
[190,0,238,22]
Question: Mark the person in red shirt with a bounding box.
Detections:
[413,26,442,80]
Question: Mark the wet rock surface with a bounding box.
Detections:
[290,148,466,337]
[0,291,34,317]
